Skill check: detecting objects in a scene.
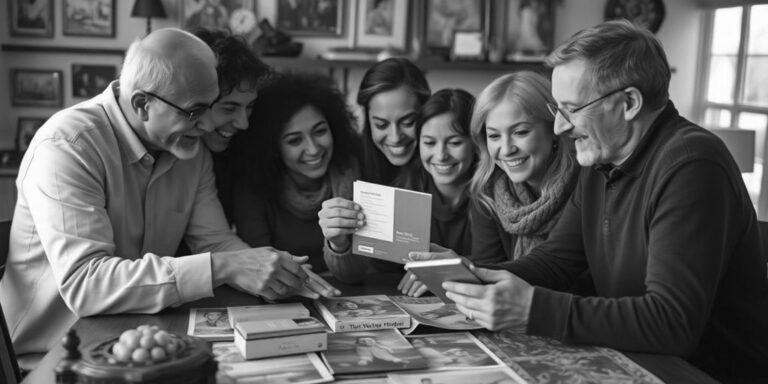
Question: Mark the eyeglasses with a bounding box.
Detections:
[546,86,629,125]
[143,91,221,122]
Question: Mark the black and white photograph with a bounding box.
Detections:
[8,0,53,37]
[355,0,408,49]
[181,0,258,37]
[11,69,63,107]
[387,367,524,384]
[277,0,344,36]
[324,295,405,320]
[425,0,484,48]
[63,0,115,37]
[323,329,427,375]
[15,117,46,153]
[406,332,505,370]
[390,296,480,330]
[71,64,116,98]
[505,0,556,58]
[219,353,333,383]
[187,308,234,340]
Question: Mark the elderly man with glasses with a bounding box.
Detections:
[439,20,768,382]
[0,28,339,359]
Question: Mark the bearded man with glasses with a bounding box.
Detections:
[440,20,768,383]
[0,28,339,362]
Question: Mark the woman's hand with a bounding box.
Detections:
[443,266,534,331]
[318,197,365,253]
[398,243,460,297]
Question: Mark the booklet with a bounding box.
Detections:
[351,181,431,264]
[389,296,482,334]
[405,332,506,371]
[315,295,411,333]
[321,329,428,378]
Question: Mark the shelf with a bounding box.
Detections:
[1,44,124,56]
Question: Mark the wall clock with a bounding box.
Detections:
[605,0,665,34]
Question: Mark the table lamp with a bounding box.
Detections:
[131,0,168,36]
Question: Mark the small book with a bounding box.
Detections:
[351,181,431,264]
[227,302,310,328]
[315,295,411,333]
[234,317,328,360]
[404,257,483,303]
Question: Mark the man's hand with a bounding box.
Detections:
[211,247,309,300]
[443,266,534,331]
[295,266,342,299]
[318,197,364,253]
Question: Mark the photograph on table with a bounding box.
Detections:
[10,69,63,107]
[276,0,344,36]
[387,366,524,384]
[323,329,427,376]
[390,296,480,331]
[406,332,506,370]
[355,0,408,49]
[187,308,234,341]
[8,0,53,37]
[63,0,115,37]
[322,295,406,320]
[72,64,117,98]
[218,353,333,384]
[425,0,484,49]
[505,0,556,60]
[474,330,665,384]
[181,0,259,39]
[16,117,47,153]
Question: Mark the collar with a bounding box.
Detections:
[101,81,153,164]
[593,101,678,180]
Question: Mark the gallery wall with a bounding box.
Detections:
[0,0,703,151]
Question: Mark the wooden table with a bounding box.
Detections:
[22,274,719,383]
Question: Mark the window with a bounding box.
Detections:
[699,4,768,215]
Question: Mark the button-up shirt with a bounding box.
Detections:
[0,82,249,354]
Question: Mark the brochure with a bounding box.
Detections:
[351,181,431,264]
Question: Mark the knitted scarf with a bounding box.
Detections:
[492,165,578,260]
[279,162,357,220]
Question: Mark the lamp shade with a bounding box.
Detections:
[131,0,167,19]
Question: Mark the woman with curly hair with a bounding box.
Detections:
[231,72,361,273]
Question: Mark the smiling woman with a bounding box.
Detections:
[230,72,361,273]
[468,71,579,263]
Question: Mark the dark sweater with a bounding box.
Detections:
[501,102,768,381]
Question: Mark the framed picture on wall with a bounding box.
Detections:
[505,0,556,59]
[356,0,408,49]
[63,0,115,37]
[10,69,64,107]
[8,0,54,37]
[16,117,47,153]
[72,64,117,98]
[181,0,259,38]
[425,0,485,50]
[277,0,345,36]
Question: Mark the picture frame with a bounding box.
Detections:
[181,0,259,38]
[8,0,54,37]
[277,0,344,37]
[505,0,556,59]
[11,69,64,107]
[356,0,408,49]
[16,117,47,153]
[63,0,115,37]
[450,30,485,61]
[425,0,485,50]
[72,64,117,98]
